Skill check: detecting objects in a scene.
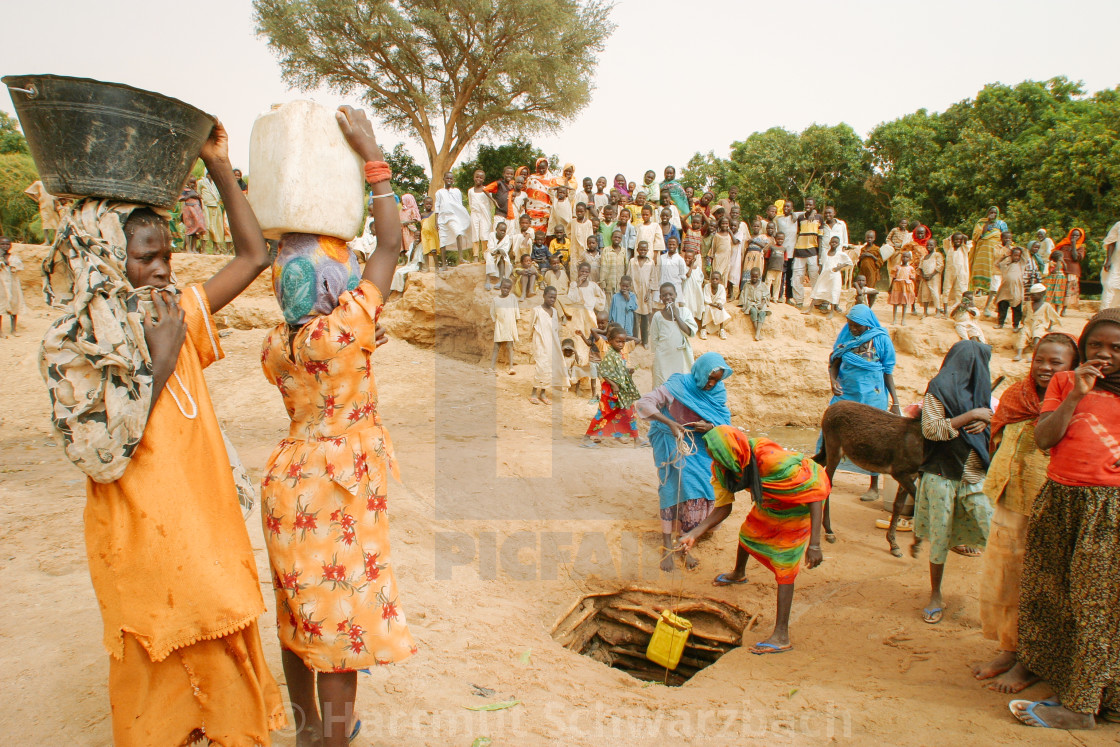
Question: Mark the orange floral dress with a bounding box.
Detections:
[260,280,417,672]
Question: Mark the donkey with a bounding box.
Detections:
[812,400,925,557]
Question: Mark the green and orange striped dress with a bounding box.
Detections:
[705,428,830,585]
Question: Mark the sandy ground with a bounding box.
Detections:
[0,245,1114,746]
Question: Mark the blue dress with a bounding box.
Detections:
[609,292,638,335]
[818,305,897,475]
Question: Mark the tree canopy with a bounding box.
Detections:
[254,0,615,195]
[689,78,1120,273]
[453,137,545,191]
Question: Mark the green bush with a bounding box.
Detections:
[0,153,42,242]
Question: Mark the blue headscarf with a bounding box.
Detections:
[927,340,992,467]
[650,352,735,510]
[830,304,895,375]
[663,352,734,425]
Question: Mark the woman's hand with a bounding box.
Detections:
[667,420,687,441]
[1073,360,1106,397]
[336,106,383,162]
[375,321,388,349]
[804,545,824,569]
[889,402,901,415]
[830,378,843,397]
[143,291,187,377]
[961,407,993,434]
[675,530,699,552]
[200,121,230,165]
[688,420,714,434]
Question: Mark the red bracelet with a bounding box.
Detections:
[365,161,392,185]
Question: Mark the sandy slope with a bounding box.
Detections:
[0,245,1113,746]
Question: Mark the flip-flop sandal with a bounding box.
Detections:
[579,441,601,449]
[951,545,982,557]
[1009,699,1061,728]
[636,439,651,447]
[713,572,749,586]
[750,642,793,655]
[875,518,913,531]
[349,718,362,742]
[1100,708,1120,724]
[922,606,944,624]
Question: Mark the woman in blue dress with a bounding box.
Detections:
[820,304,901,517]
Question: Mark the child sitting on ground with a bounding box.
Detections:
[1041,250,1068,316]
[949,292,987,343]
[701,269,731,340]
[489,277,519,372]
[851,274,879,308]
[512,253,542,299]
[484,221,511,290]
[609,275,639,338]
[549,225,571,267]
[581,323,646,449]
[889,250,916,325]
[530,230,550,272]
[1014,282,1061,361]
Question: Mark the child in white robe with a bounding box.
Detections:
[701,271,732,339]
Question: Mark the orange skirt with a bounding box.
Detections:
[108,622,286,747]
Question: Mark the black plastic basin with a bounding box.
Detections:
[3,74,215,209]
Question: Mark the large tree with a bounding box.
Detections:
[254,0,615,195]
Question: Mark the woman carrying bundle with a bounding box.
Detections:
[40,122,285,745]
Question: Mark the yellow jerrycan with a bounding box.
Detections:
[645,610,692,670]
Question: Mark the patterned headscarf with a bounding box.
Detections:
[39,199,165,482]
[272,232,361,327]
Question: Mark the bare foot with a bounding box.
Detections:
[989,662,1040,694]
[971,650,1016,680]
[660,555,675,573]
[684,552,699,570]
[859,488,881,502]
[528,396,541,405]
[540,395,552,405]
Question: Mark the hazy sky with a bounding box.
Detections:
[3,0,1118,189]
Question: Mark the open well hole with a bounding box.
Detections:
[550,586,753,687]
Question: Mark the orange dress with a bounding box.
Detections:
[261,280,417,672]
[86,283,285,746]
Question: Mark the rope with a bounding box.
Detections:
[654,426,698,685]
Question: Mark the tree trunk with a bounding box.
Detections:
[429,151,453,198]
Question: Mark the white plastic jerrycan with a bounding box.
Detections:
[248,101,366,241]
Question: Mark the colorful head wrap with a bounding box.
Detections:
[1053,227,1087,252]
[272,233,361,327]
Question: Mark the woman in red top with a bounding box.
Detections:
[1010,308,1120,729]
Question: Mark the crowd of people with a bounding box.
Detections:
[404,160,1120,731]
[10,113,1120,742]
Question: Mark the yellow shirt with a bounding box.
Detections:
[982,419,1050,515]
